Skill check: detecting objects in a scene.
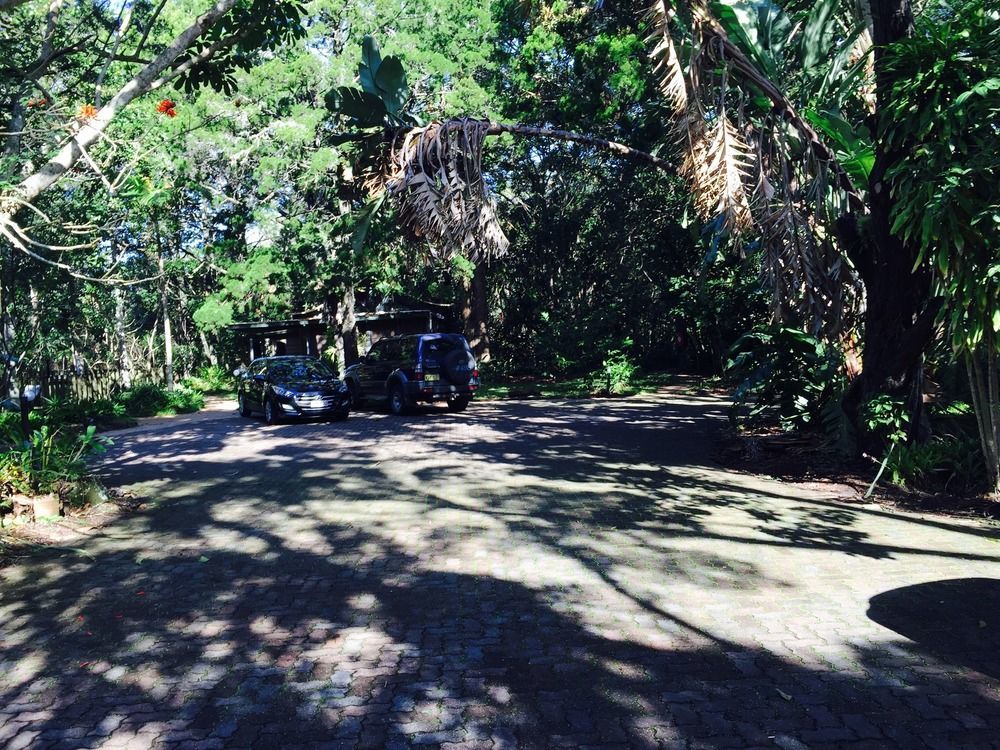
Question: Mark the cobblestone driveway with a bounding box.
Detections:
[2,391,1000,749]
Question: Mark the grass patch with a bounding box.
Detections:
[478,370,676,401]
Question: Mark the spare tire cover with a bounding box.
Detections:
[442,348,476,384]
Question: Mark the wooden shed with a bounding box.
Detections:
[228,318,327,361]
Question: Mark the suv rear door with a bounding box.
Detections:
[419,335,476,387]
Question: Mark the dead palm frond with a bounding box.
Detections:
[681,111,754,235]
[646,0,688,115]
[646,0,863,336]
[380,118,508,260]
[372,118,679,261]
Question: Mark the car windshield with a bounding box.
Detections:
[267,359,335,381]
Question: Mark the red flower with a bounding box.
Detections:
[156,99,175,114]
[77,103,97,120]
[165,108,177,118]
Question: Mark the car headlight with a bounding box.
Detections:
[271,386,295,399]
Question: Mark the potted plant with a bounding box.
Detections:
[1,425,111,520]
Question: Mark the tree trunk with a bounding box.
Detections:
[19,387,32,441]
[0,256,10,398]
[111,237,133,388]
[199,329,218,367]
[462,262,491,362]
[967,349,1000,496]
[840,0,938,449]
[158,252,173,390]
[335,285,360,370]
[113,287,133,389]
[147,327,157,379]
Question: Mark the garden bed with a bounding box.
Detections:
[477,371,679,400]
[717,428,1000,523]
[0,489,146,569]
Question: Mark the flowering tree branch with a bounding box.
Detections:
[0,0,239,216]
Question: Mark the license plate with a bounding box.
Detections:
[423,373,440,382]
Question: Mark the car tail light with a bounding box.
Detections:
[414,365,424,380]
[472,368,479,379]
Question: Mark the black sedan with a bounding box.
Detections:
[237,356,350,424]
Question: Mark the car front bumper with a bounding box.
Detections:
[274,392,351,417]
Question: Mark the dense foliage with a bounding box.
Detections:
[1,0,997,498]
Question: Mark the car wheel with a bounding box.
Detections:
[264,397,281,425]
[447,396,471,413]
[238,393,252,417]
[388,383,408,416]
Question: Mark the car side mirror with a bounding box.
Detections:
[252,373,266,382]
[234,366,247,377]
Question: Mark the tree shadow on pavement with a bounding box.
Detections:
[867,578,1000,680]
[3,394,1000,748]
[3,519,1000,749]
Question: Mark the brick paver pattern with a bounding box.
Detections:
[2,391,999,749]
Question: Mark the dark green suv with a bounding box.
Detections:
[344,333,480,415]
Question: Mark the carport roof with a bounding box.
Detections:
[227,319,326,335]
[356,309,445,323]
[228,309,443,335]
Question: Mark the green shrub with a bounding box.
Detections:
[38,395,88,426]
[0,411,24,447]
[0,425,111,497]
[475,360,510,383]
[117,383,170,417]
[183,365,233,394]
[862,394,909,446]
[116,383,204,416]
[166,386,204,414]
[887,436,985,493]
[90,398,126,419]
[601,347,638,395]
[37,396,128,428]
[726,327,844,431]
[932,400,973,416]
